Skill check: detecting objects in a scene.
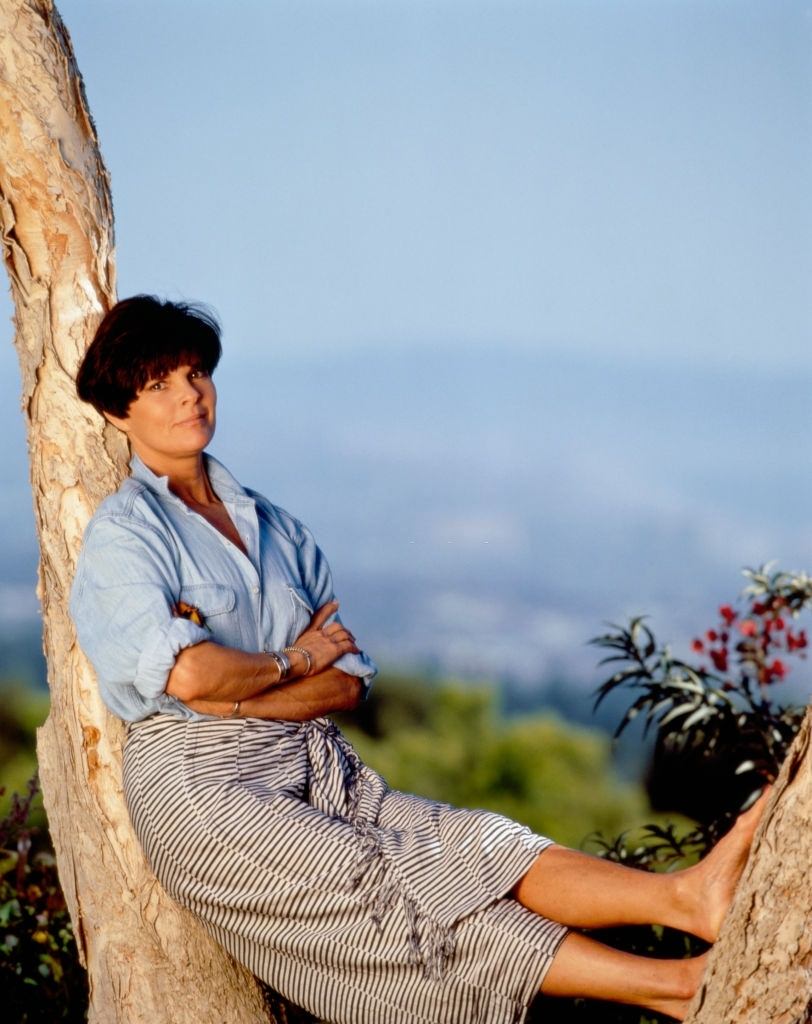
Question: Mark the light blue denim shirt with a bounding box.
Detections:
[70,453,377,722]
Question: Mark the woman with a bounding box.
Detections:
[70,295,764,1024]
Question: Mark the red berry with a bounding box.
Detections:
[710,649,728,672]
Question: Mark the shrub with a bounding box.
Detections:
[0,777,87,1022]
[531,566,810,1023]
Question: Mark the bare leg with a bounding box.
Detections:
[514,790,768,940]
[541,933,706,1022]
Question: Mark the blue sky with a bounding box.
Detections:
[1,0,810,685]
[6,0,808,365]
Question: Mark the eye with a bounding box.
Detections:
[146,380,166,391]
[189,368,209,380]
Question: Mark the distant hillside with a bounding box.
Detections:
[2,347,809,688]
[0,623,45,690]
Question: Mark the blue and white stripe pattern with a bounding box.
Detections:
[123,714,567,1024]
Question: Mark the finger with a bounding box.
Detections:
[331,639,360,656]
[309,600,339,631]
[316,625,355,646]
[323,623,355,642]
[325,626,355,647]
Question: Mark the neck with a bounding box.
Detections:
[132,446,217,506]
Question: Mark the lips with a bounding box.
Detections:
[176,412,207,427]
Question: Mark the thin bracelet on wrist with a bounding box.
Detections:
[283,646,312,676]
[219,700,240,719]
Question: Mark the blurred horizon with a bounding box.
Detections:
[1,0,810,703]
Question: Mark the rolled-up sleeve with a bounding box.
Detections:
[294,521,378,696]
[70,515,210,703]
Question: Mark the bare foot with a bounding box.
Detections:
[677,788,771,943]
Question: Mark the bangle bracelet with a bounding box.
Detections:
[283,646,312,676]
[266,650,291,682]
[220,700,240,719]
[266,651,284,681]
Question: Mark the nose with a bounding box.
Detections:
[179,374,204,403]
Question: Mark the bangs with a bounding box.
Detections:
[114,311,221,405]
[127,343,217,394]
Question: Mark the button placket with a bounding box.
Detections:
[233,498,266,650]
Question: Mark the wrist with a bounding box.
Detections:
[218,700,241,719]
[283,646,312,678]
[265,649,291,683]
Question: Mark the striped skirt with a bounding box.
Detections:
[123,714,568,1024]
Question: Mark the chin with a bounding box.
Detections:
[186,422,215,443]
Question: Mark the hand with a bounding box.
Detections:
[290,600,360,676]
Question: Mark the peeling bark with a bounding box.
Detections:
[0,1,270,1020]
[686,707,812,1024]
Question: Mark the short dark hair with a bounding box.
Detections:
[75,295,222,418]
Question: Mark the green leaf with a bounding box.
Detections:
[0,898,21,927]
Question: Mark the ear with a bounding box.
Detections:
[104,410,130,434]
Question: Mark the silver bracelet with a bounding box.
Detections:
[283,646,312,676]
[220,700,240,719]
[266,649,291,682]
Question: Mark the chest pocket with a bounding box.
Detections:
[179,582,243,649]
[287,585,314,641]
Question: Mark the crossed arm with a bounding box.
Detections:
[165,599,366,721]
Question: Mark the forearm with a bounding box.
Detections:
[165,640,287,703]
[182,667,364,721]
[165,599,360,705]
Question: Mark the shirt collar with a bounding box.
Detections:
[129,452,252,504]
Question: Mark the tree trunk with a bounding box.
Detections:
[0,1,271,1019]
[686,706,812,1024]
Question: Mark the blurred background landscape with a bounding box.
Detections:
[1,0,810,843]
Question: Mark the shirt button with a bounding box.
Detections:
[252,586,260,595]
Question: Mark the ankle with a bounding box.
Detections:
[675,955,704,1001]
[647,955,705,1021]
[667,866,702,936]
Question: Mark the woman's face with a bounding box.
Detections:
[106,364,217,466]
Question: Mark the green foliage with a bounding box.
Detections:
[592,565,810,823]
[546,566,811,1024]
[339,673,652,849]
[0,687,49,830]
[0,778,86,1022]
